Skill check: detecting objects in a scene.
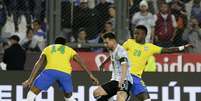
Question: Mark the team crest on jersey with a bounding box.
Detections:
[144,46,149,51]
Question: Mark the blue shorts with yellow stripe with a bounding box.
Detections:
[33,69,73,93]
[131,75,148,96]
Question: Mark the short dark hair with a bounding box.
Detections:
[55,37,66,45]
[9,35,20,42]
[33,19,41,25]
[103,32,116,40]
[135,25,148,35]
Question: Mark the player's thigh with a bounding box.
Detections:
[93,86,108,97]
[33,70,55,91]
[94,81,119,97]
[131,75,148,96]
[136,92,150,101]
[117,91,128,101]
[57,73,73,94]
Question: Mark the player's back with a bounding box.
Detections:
[42,44,77,74]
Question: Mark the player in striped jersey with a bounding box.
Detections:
[93,32,133,101]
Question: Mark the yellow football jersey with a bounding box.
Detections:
[123,39,162,78]
[42,44,77,74]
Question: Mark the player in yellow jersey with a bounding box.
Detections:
[22,37,99,101]
[122,25,192,101]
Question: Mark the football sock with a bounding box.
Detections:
[64,96,76,101]
[27,91,37,101]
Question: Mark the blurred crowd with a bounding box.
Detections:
[0,0,46,53]
[0,0,200,54]
[62,0,201,53]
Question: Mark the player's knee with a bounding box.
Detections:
[117,91,127,101]
[93,89,100,97]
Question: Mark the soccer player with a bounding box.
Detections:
[22,37,99,101]
[93,32,133,101]
[122,25,192,101]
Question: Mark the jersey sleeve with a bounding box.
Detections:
[122,39,131,50]
[69,47,77,59]
[150,44,162,54]
[42,46,49,55]
[117,48,129,64]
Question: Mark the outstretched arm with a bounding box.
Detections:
[73,54,99,85]
[22,54,46,88]
[161,44,193,53]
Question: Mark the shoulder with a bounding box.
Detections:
[132,12,141,18]
[45,44,53,49]
[148,12,153,16]
[146,43,161,50]
[65,45,76,53]
[125,38,134,43]
[134,12,141,16]
[146,43,156,47]
[64,45,73,50]
[42,44,53,51]
[119,45,126,51]
[117,45,127,55]
[123,39,132,46]
[145,43,157,49]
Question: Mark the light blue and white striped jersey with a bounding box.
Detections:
[110,44,133,83]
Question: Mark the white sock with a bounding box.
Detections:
[144,99,151,101]
[27,91,37,101]
[64,96,76,101]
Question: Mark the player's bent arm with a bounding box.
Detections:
[28,54,46,82]
[73,54,99,84]
[161,44,193,54]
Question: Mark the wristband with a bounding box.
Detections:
[178,46,185,51]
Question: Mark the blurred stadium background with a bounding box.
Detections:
[0,0,201,101]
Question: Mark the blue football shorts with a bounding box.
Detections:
[33,69,73,93]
